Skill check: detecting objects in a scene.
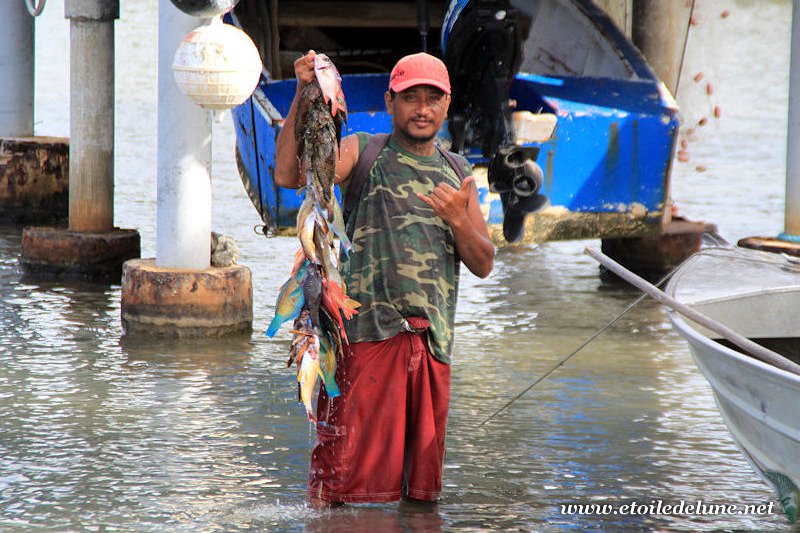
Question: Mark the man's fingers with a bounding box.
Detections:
[431,182,458,198]
[461,175,476,192]
[417,192,435,208]
[295,50,317,84]
[430,187,450,202]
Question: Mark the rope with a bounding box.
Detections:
[478,267,677,427]
[673,0,697,96]
[25,0,47,17]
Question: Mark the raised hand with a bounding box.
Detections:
[417,175,476,227]
[294,50,317,88]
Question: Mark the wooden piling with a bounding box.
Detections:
[632,0,687,95]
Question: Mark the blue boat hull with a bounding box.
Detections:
[231,70,679,243]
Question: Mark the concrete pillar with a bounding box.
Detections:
[120,0,253,337]
[156,1,212,270]
[632,0,684,95]
[0,1,34,136]
[784,0,800,239]
[67,0,117,231]
[20,0,140,280]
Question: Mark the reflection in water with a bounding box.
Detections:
[1,0,794,530]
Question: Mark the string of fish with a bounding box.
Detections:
[265,54,360,422]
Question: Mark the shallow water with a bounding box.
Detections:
[3,0,796,530]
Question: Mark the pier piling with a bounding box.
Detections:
[784,0,800,240]
[0,0,34,137]
[20,0,140,281]
[740,0,800,255]
[121,0,253,338]
[66,0,117,232]
[632,0,685,95]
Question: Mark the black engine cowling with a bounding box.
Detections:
[442,0,548,242]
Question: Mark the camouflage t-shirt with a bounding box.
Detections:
[340,133,471,364]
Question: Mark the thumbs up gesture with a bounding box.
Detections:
[417,175,476,228]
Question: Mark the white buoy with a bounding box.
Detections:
[172,18,261,112]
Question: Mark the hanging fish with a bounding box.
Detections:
[267,52,357,422]
[302,262,323,329]
[318,308,342,399]
[290,310,322,421]
[321,278,360,345]
[295,53,348,219]
[331,201,352,255]
[265,260,308,338]
[314,54,347,119]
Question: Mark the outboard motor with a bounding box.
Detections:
[442,0,548,242]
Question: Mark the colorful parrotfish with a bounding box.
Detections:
[265,261,308,338]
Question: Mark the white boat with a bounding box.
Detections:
[665,245,800,522]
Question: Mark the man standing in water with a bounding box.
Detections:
[274,50,494,507]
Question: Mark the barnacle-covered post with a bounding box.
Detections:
[0,0,68,226]
[121,0,259,337]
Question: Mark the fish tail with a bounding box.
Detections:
[318,331,341,399]
[265,317,283,338]
[324,380,340,399]
[331,201,352,255]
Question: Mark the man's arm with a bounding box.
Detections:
[417,176,495,278]
[274,50,359,189]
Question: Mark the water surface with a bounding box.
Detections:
[5,0,795,530]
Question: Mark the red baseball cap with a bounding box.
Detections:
[389,53,451,95]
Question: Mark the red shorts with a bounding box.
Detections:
[308,317,451,503]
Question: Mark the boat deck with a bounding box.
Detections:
[669,247,800,340]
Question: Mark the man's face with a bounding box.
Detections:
[385,85,450,143]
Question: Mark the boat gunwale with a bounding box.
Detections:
[666,309,800,439]
[670,284,800,309]
[665,247,800,387]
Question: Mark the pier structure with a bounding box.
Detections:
[740,0,800,256]
[121,0,253,338]
[0,1,68,226]
[598,0,713,278]
[594,0,686,94]
[20,0,141,281]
